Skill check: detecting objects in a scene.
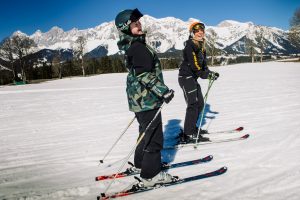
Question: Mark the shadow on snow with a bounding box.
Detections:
[162,104,219,164]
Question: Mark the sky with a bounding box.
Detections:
[0,0,299,41]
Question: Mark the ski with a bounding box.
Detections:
[162,155,213,169]
[208,126,244,134]
[97,167,227,200]
[95,155,213,181]
[165,134,250,150]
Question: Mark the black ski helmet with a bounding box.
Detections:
[115,8,143,34]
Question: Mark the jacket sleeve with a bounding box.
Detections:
[137,72,169,98]
[185,44,210,79]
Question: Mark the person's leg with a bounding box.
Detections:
[134,131,144,169]
[179,77,199,136]
[135,109,163,179]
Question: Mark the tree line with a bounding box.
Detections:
[0,34,180,85]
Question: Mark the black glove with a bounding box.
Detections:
[163,89,174,104]
[208,71,219,80]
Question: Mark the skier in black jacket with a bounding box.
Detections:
[178,21,219,144]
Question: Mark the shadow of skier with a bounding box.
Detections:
[196,104,219,130]
[161,119,182,164]
[161,104,218,164]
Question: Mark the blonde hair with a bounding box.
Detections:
[192,38,206,52]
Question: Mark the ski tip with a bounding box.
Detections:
[241,134,250,139]
[95,176,107,181]
[236,127,244,131]
[99,160,104,164]
[206,155,213,161]
[221,166,228,173]
[201,155,214,162]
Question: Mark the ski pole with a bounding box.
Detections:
[101,102,166,196]
[194,78,215,147]
[99,116,136,164]
[203,79,214,100]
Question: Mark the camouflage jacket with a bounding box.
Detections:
[117,34,169,113]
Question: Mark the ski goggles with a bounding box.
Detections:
[192,23,205,32]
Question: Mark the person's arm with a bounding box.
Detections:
[137,72,174,103]
[200,50,220,80]
[137,72,169,98]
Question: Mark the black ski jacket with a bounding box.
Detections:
[179,39,211,79]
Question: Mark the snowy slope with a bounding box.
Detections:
[0,61,300,200]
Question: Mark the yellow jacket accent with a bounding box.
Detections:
[192,52,201,70]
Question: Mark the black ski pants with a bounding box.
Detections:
[134,108,163,179]
[178,76,204,136]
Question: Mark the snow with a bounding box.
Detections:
[48,42,72,50]
[217,20,244,27]
[86,39,103,52]
[105,40,119,56]
[1,61,300,200]
[209,20,257,48]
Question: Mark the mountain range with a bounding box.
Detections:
[5,15,300,61]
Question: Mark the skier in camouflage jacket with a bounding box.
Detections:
[115,8,174,180]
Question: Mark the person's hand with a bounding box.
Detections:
[208,71,219,80]
[163,89,174,104]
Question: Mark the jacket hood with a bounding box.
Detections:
[117,33,146,51]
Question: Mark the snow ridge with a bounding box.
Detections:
[10,16,291,56]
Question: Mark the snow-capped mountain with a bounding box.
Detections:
[29,22,119,56]
[209,20,296,54]
[9,16,297,58]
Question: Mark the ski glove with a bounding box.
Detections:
[163,89,175,104]
[208,71,219,80]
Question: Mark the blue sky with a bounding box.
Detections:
[0,0,299,41]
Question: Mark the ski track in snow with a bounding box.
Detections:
[0,62,300,200]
